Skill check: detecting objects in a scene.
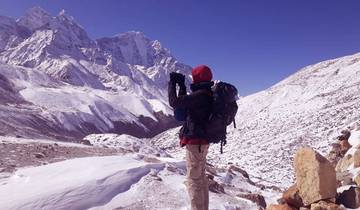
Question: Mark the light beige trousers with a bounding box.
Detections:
[186,144,209,210]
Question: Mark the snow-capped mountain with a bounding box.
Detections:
[154,52,360,188]
[0,7,191,140]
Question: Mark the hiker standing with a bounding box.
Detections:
[168,65,214,210]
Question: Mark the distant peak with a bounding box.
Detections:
[25,6,50,17]
[152,40,162,50]
[127,31,145,35]
[0,15,16,25]
[117,31,146,38]
[59,9,66,16]
[17,6,52,31]
[57,9,75,22]
[58,9,71,19]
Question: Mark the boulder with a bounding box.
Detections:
[327,142,343,166]
[294,147,337,206]
[166,163,185,175]
[143,156,161,163]
[34,152,45,158]
[208,178,225,193]
[354,174,360,185]
[277,197,286,205]
[228,165,250,179]
[353,148,360,168]
[335,154,353,173]
[266,204,296,210]
[337,186,360,209]
[339,140,351,155]
[237,193,267,209]
[149,171,162,181]
[338,130,351,141]
[310,201,345,210]
[336,171,355,187]
[80,139,92,146]
[207,173,215,180]
[282,184,304,208]
[206,163,218,176]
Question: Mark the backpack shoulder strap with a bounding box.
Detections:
[195,89,213,97]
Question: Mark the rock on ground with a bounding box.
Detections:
[266,204,296,210]
[337,186,360,209]
[282,184,304,208]
[335,154,353,173]
[310,201,345,210]
[294,147,337,206]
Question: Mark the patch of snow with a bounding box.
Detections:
[0,149,275,210]
[349,130,360,148]
[0,155,165,210]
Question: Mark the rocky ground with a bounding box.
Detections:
[266,123,360,210]
[0,136,126,175]
[0,134,281,210]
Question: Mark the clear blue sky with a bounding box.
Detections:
[1,0,360,95]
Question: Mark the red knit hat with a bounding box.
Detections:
[192,65,213,83]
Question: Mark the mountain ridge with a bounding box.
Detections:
[0,7,191,141]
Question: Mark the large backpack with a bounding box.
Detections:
[205,81,238,153]
[174,107,187,121]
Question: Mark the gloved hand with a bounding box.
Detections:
[170,72,185,85]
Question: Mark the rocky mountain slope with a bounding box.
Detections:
[0,7,191,140]
[153,52,360,188]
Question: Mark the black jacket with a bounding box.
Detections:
[168,81,213,139]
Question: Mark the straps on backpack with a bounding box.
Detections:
[220,139,227,154]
